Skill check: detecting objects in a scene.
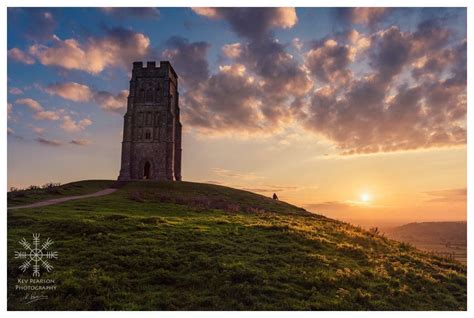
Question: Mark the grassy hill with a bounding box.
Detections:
[7,181,466,310]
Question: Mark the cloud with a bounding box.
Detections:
[185,8,312,134]
[337,8,390,27]
[222,43,243,58]
[302,18,466,155]
[45,82,93,102]
[196,8,310,98]
[347,29,371,54]
[292,37,303,51]
[70,139,91,146]
[304,76,466,155]
[15,98,62,121]
[176,10,466,155]
[60,116,92,133]
[182,64,265,133]
[26,27,150,74]
[30,126,45,135]
[369,26,412,82]
[162,36,211,87]
[305,39,355,85]
[15,98,44,112]
[9,87,24,95]
[101,7,160,19]
[15,97,94,138]
[424,188,467,203]
[93,90,128,114]
[192,7,297,39]
[35,110,61,121]
[8,48,35,64]
[7,127,24,141]
[43,81,127,114]
[35,137,62,146]
[191,8,220,19]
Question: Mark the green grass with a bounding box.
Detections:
[7,180,467,310]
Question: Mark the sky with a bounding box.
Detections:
[7,7,467,227]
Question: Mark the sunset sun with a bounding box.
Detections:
[360,193,371,203]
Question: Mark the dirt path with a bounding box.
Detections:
[8,188,118,210]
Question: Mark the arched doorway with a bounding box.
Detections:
[143,161,151,179]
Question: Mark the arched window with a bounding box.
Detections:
[140,89,145,102]
[145,130,151,140]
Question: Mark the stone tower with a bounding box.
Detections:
[118,61,182,181]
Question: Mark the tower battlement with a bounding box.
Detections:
[132,61,178,79]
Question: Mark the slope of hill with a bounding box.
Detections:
[7,181,466,310]
[383,222,467,264]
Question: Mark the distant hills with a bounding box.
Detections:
[383,221,466,263]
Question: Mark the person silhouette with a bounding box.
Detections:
[272,193,279,200]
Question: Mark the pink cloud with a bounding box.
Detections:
[9,87,24,95]
[45,82,93,102]
[26,28,150,74]
[15,98,44,112]
[8,48,35,64]
[60,116,92,133]
[34,110,61,121]
[93,90,128,114]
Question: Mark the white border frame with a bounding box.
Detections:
[1,1,471,316]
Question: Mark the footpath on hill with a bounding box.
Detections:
[8,188,117,210]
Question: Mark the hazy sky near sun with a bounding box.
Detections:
[7,7,466,226]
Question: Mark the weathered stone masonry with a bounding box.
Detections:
[118,61,182,181]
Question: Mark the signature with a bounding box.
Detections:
[24,293,48,304]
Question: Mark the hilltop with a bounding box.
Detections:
[7,181,466,310]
